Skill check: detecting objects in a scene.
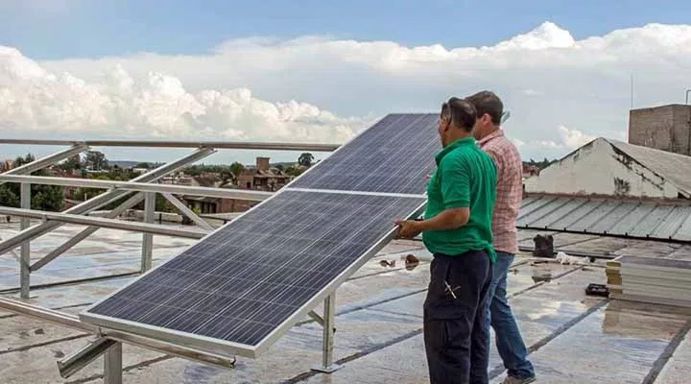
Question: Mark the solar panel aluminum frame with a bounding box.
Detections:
[81,113,433,359]
[81,197,426,358]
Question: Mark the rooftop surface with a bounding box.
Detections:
[1,221,690,383]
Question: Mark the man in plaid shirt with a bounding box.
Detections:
[467,91,536,384]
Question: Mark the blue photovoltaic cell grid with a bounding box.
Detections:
[85,191,425,347]
[290,113,440,195]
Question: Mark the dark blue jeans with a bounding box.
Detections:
[486,251,535,379]
[424,251,492,384]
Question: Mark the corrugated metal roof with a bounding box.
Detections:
[608,139,691,198]
[518,195,691,242]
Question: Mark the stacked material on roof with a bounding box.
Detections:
[605,258,623,295]
[607,255,691,308]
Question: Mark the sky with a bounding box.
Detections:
[1,0,691,165]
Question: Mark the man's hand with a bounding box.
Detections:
[395,220,423,239]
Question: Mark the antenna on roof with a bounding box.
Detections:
[685,89,690,105]
[630,74,634,109]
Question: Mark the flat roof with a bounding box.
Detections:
[0,221,689,383]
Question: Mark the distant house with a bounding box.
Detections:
[131,167,149,175]
[159,172,195,186]
[522,164,541,178]
[524,137,691,199]
[0,160,14,172]
[190,172,224,188]
[180,157,290,214]
[183,195,256,215]
[237,157,291,191]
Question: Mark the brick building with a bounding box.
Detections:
[182,157,289,214]
[237,157,291,192]
[183,196,255,215]
[629,104,691,156]
[0,160,13,172]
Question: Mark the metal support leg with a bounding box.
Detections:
[57,338,117,378]
[141,192,155,272]
[104,342,123,384]
[19,182,30,299]
[31,193,145,272]
[161,192,214,231]
[311,293,341,373]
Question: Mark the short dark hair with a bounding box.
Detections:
[441,97,476,132]
[466,90,503,125]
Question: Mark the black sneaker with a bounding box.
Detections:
[501,376,536,384]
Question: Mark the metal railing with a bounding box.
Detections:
[0,138,337,296]
[0,138,341,383]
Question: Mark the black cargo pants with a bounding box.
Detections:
[423,250,492,384]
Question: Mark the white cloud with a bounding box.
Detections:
[557,125,596,149]
[526,125,595,151]
[0,46,365,143]
[493,21,575,50]
[2,21,691,161]
[521,89,543,97]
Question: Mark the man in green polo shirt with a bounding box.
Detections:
[396,97,497,384]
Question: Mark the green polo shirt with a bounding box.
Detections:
[422,137,497,262]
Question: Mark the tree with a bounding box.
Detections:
[85,151,108,170]
[229,162,245,181]
[285,165,305,177]
[7,154,65,211]
[155,195,175,213]
[184,164,203,177]
[14,153,35,167]
[135,162,151,169]
[0,185,19,207]
[298,152,315,167]
[58,154,82,172]
[31,186,65,211]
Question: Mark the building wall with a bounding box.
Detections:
[256,157,270,171]
[218,198,253,213]
[524,138,680,198]
[629,104,691,156]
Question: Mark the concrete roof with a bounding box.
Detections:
[1,222,691,383]
[607,139,691,198]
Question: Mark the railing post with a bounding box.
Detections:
[103,342,122,384]
[141,192,155,272]
[19,182,30,299]
[311,292,341,373]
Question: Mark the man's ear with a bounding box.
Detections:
[441,119,451,133]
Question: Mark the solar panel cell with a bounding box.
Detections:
[290,114,439,194]
[83,190,426,353]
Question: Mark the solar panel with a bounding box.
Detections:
[81,113,436,358]
[290,114,440,195]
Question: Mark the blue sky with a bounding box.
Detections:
[3,0,691,59]
[1,1,691,164]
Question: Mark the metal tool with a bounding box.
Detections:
[444,280,461,299]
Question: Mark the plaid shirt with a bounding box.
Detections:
[478,129,522,254]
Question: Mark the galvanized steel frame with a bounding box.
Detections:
[0,296,235,379]
[80,199,427,358]
[79,116,428,365]
[0,137,347,379]
[0,139,333,297]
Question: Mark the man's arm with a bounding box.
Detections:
[396,157,470,238]
[396,207,469,238]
